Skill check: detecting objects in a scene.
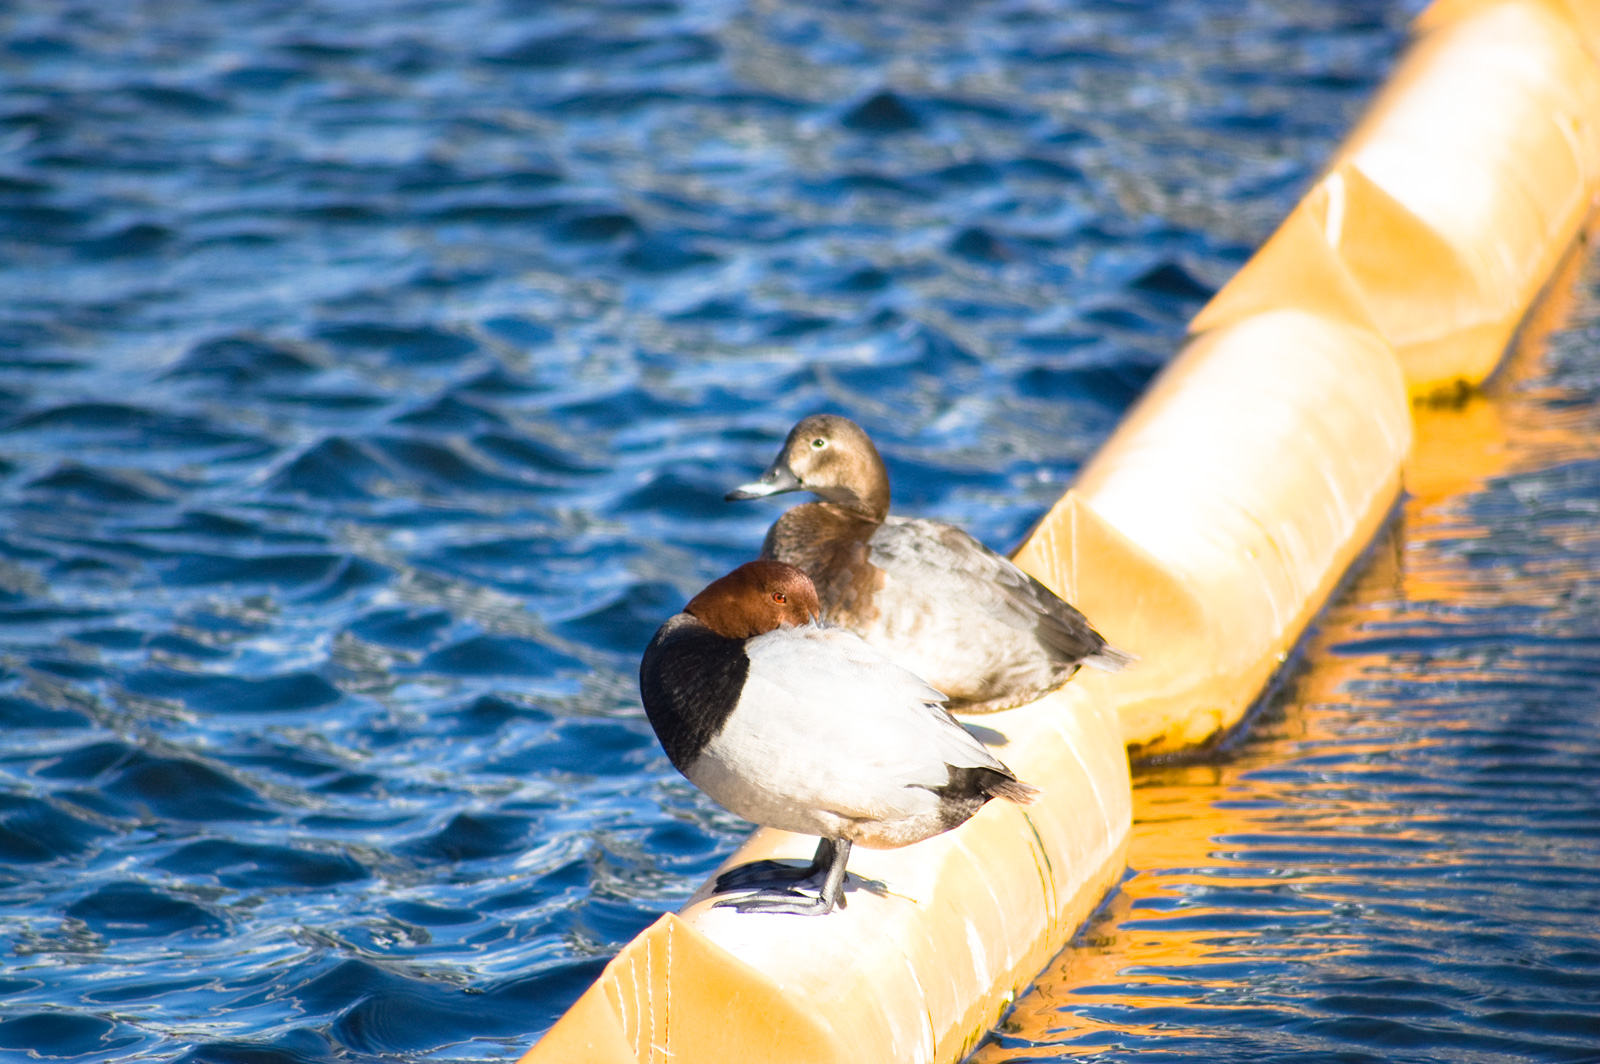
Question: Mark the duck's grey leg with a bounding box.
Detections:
[714,839,852,916]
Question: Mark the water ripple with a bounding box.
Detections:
[0,0,1435,1060]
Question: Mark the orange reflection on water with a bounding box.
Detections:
[972,638,1388,1056]
[972,260,1600,1061]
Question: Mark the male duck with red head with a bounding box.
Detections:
[640,560,1036,916]
[727,415,1132,714]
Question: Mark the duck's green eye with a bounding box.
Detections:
[811,438,827,449]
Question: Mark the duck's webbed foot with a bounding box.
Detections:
[714,888,835,916]
[713,838,835,895]
[711,839,852,917]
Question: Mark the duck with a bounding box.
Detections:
[726,414,1132,714]
[639,559,1037,916]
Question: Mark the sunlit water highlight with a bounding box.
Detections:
[973,268,1600,1061]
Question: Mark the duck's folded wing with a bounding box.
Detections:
[869,516,1114,662]
[725,626,1008,819]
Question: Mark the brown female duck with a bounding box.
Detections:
[727,415,1131,713]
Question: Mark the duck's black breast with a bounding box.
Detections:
[638,614,748,773]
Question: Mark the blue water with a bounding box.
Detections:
[0,1,1470,1061]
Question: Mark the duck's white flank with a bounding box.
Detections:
[683,622,1016,850]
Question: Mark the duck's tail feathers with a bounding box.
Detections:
[1084,643,1137,672]
[988,777,1041,805]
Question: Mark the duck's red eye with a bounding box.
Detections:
[772,591,787,604]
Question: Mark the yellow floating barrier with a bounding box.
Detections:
[521,0,1600,1058]
[1015,310,1409,757]
[1194,0,1600,398]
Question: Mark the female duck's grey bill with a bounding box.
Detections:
[726,461,802,501]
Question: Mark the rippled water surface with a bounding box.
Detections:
[0,0,1509,1060]
[973,279,1600,1060]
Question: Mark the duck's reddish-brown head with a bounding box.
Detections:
[685,560,820,639]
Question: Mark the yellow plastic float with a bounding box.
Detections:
[521,0,1600,1058]
[1193,0,1600,398]
[1016,310,1408,757]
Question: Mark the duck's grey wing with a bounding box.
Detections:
[869,517,1131,671]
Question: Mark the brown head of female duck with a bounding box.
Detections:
[728,414,1132,714]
